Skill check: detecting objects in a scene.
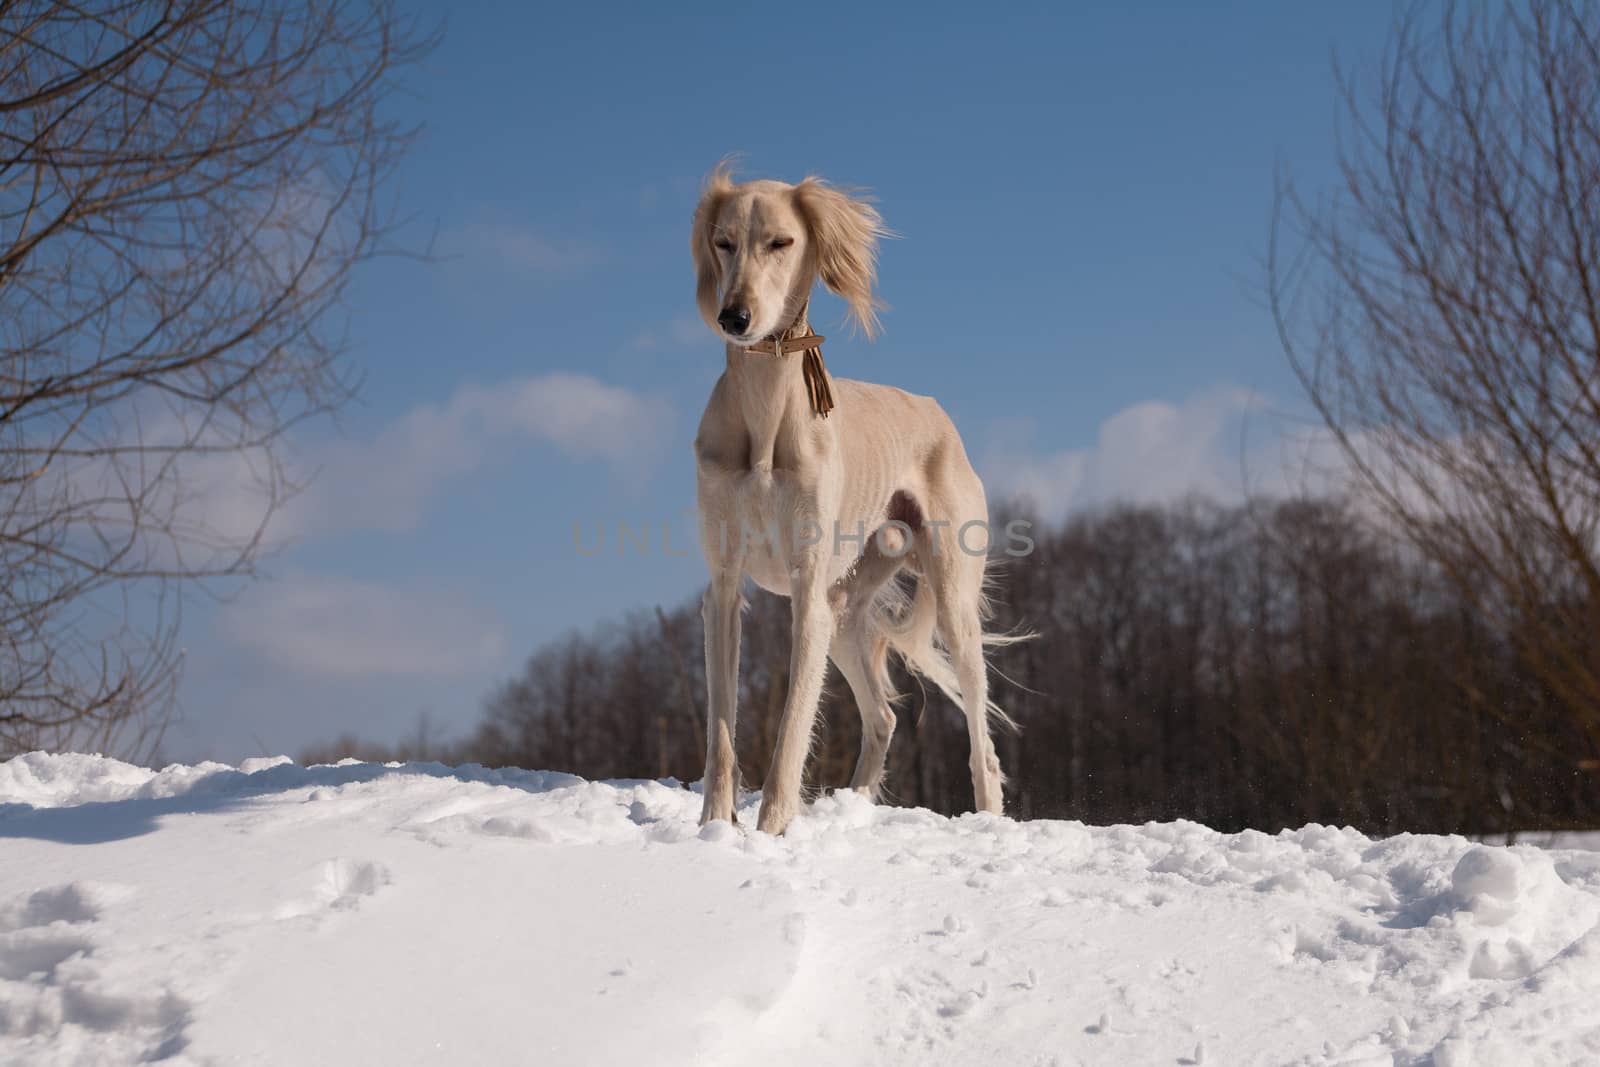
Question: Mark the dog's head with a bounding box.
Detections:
[691,161,890,346]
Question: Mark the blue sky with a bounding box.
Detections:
[163,2,1397,762]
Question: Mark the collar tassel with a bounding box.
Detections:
[802,346,834,418]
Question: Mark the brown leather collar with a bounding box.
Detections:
[744,332,826,358]
[743,323,835,418]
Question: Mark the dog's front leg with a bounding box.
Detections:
[699,564,743,826]
[757,551,834,835]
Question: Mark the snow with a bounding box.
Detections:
[3,752,1600,1066]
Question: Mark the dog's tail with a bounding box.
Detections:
[872,573,1027,732]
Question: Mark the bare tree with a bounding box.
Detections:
[0,1,430,757]
[1270,2,1600,760]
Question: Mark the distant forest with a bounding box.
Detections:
[303,494,1600,838]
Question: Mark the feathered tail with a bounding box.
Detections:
[870,572,1029,733]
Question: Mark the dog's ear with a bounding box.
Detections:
[691,162,736,329]
[794,177,891,338]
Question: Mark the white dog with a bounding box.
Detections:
[691,164,1016,835]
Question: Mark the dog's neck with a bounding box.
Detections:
[722,305,824,469]
[726,298,834,417]
[758,300,815,348]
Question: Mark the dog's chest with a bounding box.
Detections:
[731,468,799,591]
[695,373,858,591]
[697,451,856,595]
[699,465,796,590]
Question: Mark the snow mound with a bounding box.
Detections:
[2,751,1599,1065]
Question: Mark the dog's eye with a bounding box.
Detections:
[768,237,793,251]
[714,238,735,253]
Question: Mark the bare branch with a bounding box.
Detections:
[0,1,433,756]
[1271,0,1600,758]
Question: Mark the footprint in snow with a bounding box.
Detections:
[478,815,556,842]
[0,882,191,1058]
[937,990,981,1018]
[0,886,102,982]
[0,883,103,930]
[274,858,391,920]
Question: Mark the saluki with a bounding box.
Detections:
[691,163,1016,835]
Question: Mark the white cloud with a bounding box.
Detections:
[466,373,672,465]
[629,314,707,350]
[42,401,291,574]
[49,371,671,575]
[452,222,604,277]
[982,387,1348,519]
[272,372,673,540]
[222,572,506,679]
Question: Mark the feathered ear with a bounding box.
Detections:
[690,160,736,330]
[793,177,892,338]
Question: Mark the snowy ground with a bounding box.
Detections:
[2,754,1599,1066]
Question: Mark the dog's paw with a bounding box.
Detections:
[699,797,736,828]
[756,796,797,836]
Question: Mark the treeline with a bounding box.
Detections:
[306,495,1600,836]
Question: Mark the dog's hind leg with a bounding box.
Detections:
[832,614,897,798]
[943,587,1003,813]
[828,545,905,798]
[932,540,1005,816]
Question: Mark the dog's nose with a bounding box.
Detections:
[717,305,752,335]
